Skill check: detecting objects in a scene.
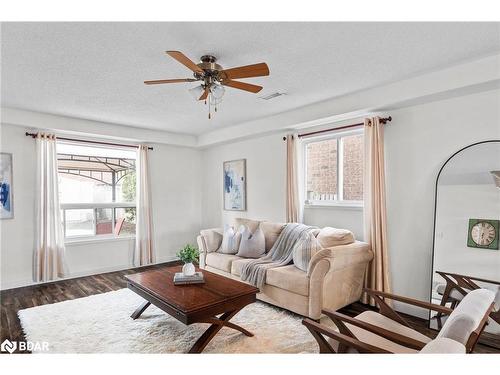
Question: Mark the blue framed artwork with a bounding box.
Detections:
[223,159,246,211]
[0,153,13,219]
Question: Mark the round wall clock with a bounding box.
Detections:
[467,219,499,250]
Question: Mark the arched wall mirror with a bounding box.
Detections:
[430,140,500,349]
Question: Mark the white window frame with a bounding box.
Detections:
[57,141,137,243]
[61,202,136,243]
[302,127,364,208]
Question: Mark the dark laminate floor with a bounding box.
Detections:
[1,263,498,354]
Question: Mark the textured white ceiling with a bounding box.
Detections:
[2,22,500,135]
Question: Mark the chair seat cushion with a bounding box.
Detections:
[328,311,431,353]
[205,253,241,273]
[231,258,255,276]
[266,265,309,297]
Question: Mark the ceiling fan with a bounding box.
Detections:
[144,51,270,119]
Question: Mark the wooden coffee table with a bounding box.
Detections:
[125,265,259,353]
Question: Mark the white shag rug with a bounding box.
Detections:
[18,288,319,353]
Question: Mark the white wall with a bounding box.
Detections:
[0,122,202,290]
[303,207,364,240]
[201,88,500,317]
[201,133,287,227]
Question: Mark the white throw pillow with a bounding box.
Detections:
[292,231,321,271]
[236,225,266,258]
[218,225,242,254]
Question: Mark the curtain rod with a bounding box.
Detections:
[283,116,392,141]
[25,132,153,150]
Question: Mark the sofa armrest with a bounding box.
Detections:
[307,241,373,318]
[307,241,373,276]
[199,228,223,253]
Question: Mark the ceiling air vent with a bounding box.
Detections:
[259,92,287,100]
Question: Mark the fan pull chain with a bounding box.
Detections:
[208,93,211,119]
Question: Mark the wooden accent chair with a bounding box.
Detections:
[302,288,495,354]
[435,271,500,324]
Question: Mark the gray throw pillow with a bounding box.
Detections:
[218,225,242,254]
[236,225,266,258]
[292,231,321,272]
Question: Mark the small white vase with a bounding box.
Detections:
[182,262,196,276]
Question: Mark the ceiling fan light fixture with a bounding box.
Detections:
[145,51,269,118]
[188,85,205,101]
[211,83,225,99]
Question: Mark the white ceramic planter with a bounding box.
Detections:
[182,262,196,276]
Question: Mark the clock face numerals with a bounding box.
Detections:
[471,222,496,246]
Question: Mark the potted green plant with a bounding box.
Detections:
[177,244,200,276]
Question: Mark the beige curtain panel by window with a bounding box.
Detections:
[33,133,68,282]
[362,117,392,305]
[286,134,302,223]
[134,145,155,266]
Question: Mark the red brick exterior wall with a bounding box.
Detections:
[342,134,364,201]
[306,134,363,201]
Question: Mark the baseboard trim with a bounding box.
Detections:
[0,257,180,291]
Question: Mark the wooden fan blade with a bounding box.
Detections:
[199,87,209,100]
[144,78,197,85]
[221,79,263,93]
[220,62,269,79]
[166,51,204,74]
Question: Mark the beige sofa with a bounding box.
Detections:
[196,219,373,320]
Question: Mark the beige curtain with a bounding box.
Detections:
[134,145,155,266]
[286,134,302,223]
[33,133,68,282]
[362,117,391,305]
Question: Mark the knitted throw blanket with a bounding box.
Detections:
[240,223,316,288]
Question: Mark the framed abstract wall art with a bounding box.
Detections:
[0,153,13,219]
[223,159,246,211]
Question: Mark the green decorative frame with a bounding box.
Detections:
[467,218,499,250]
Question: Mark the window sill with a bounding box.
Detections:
[304,202,363,210]
[65,235,135,246]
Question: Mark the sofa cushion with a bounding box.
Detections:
[205,253,241,273]
[218,225,242,254]
[236,225,266,258]
[231,258,255,276]
[329,310,431,353]
[260,222,286,251]
[200,228,223,253]
[266,265,309,297]
[317,227,355,248]
[292,231,321,272]
[234,218,261,233]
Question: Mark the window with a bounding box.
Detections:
[57,142,137,240]
[304,129,364,205]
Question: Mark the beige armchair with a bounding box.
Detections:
[303,288,495,353]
